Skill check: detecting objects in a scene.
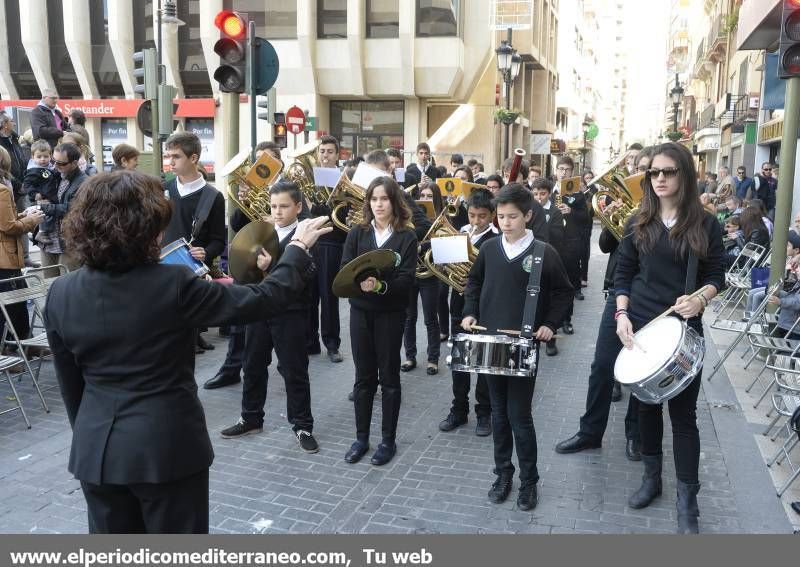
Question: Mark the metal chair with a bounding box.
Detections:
[714,242,767,318]
[765,391,800,497]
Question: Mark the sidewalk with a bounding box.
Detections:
[0,230,793,533]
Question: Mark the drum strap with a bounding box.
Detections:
[520,240,546,339]
[685,251,698,295]
[191,185,217,242]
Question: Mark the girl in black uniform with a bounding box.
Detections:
[614,142,725,533]
[342,177,418,467]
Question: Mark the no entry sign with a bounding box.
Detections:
[285,105,306,135]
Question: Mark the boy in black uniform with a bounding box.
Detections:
[462,184,573,511]
[530,177,565,357]
[439,189,498,436]
[220,181,318,454]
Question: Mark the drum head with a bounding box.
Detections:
[614,317,683,384]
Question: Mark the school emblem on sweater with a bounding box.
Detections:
[393,251,402,266]
[522,254,533,273]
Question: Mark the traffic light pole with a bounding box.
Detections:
[151,98,161,177]
[768,76,800,288]
[248,20,257,161]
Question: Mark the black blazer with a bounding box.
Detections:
[30,104,67,149]
[44,246,316,485]
[406,163,438,182]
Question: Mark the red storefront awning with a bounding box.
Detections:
[0,98,216,118]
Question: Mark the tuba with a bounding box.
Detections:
[284,140,332,207]
[327,173,366,232]
[590,155,643,241]
[219,148,282,223]
[416,210,477,293]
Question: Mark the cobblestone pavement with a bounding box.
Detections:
[0,231,793,534]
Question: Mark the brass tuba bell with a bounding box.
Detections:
[416,210,477,293]
[327,173,366,232]
[219,148,283,223]
[589,154,642,241]
[284,140,333,207]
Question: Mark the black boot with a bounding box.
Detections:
[676,480,700,534]
[628,454,662,509]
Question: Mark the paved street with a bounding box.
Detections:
[0,232,795,534]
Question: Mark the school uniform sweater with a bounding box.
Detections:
[162,179,226,262]
[341,225,418,313]
[614,212,725,323]
[462,237,574,334]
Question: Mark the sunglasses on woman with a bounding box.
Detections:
[645,167,680,178]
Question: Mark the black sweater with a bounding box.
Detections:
[542,203,564,254]
[561,191,589,241]
[449,228,499,321]
[162,180,226,262]
[614,212,725,322]
[463,236,574,334]
[341,225,418,312]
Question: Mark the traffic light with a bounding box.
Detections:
[778,0,800,78]
[157,84,178,137]
[213,10,247,93]
[257,88,276,122]
[132,48,158,99]
[273,120,287,149]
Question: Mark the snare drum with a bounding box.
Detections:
[446,333,538,377]
[160,238,210,278]
[614,317,704,404]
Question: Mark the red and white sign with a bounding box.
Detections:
[0,98,216,118]
[285,105,306,135]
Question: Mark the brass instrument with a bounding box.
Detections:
[219,148,283,223]
[327,173,366,232]
[555,176,582,206]
[590,157,644,240]
[284,140,332,207]
[415,210,477,293]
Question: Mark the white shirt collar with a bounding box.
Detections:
[460,223,497,244]
[371,219,393,247]
[542,200,551,210]
[276,219,298,242]
[502,229,534,261]
[176,175,206,197]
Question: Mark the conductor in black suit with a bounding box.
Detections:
[43,170,331,534]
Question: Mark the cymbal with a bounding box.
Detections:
[333,249,398,298]
[228,221,280,284]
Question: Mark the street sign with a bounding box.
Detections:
[252,38,279,94]
[136,100,153,138]
[285,105,305,135]
[305,116,318,131]
[530,133,551,155]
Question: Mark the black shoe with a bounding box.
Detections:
[628,454,662,509]
[439,412,467,432]
[545,341,558,356]
[295,430,319,453]
[347,390,355,402]
[611,382,622,402]
[345,441,369,463]
[203,373,241,389]
[562,322,574,335]
[575,290,585,301]
[197,335,215,350]
[195,344,205,354]
[791,501,800,515]
[401,359,417,372]
[327,349,344,363]
[626,439,642,461]
[555,433,601,454]
[221,418,262,439]
[488,474,513,503]
[475,415,492,437]
[426,363,438,375]
[517,483,538,511]
[370,442,396,466]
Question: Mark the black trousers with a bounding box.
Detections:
[486,363,539,485]
[437,281,450,337]
[451,371,491,418]
[579,226,592,282]
[403,278,441,363]
[636,318,702,484]
[241,310,313,432]
[0,268,30,342]
[80,468,209,534]
[217,323,246,378]
[308,240,342,352]
[350,307,404,444]
[561,238,582,320]
[579,294,640,441]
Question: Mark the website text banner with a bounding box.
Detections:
[1,535,797,567]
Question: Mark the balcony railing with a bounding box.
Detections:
[698,103,716,129]
[707,13,726,54]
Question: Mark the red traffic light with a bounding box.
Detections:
[214,10,246,39]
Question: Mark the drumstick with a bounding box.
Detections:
[471,325,488,331]
[497,329,563,339]
[641,285,711,332]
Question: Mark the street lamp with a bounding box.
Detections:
[496,39,521,161]
[670,73,684,137]
[581,115,592,170]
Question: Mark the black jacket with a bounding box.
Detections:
[30,104,67,149]
[0,132,28,195]
[44,246,316,485]
[542,203,564,254]
[406,163,438,182]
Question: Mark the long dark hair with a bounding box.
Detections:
[633,142,709,258]
[739,206,767,240]
[360,176,412,232]
[416,181,444,214]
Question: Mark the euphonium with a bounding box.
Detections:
[284,140,332,207]
[416,210,477,293]
[590,157,643,241]
[219,149,279,223]
[327,174,366,232]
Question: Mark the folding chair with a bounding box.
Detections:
[714,242,767,318]
[764,392,800,497]
[0,355,33,428]
[0,275,51,414]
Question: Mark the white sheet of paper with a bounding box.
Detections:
[352,162,389,189]
[431,235,469,264]
[313,167,341,188]
[394,167,406,183]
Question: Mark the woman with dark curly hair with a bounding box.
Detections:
[44,170,330,534]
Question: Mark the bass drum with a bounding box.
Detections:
[447,333,538,378]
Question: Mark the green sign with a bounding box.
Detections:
[586,123,599,141]
[305,116,318,131]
